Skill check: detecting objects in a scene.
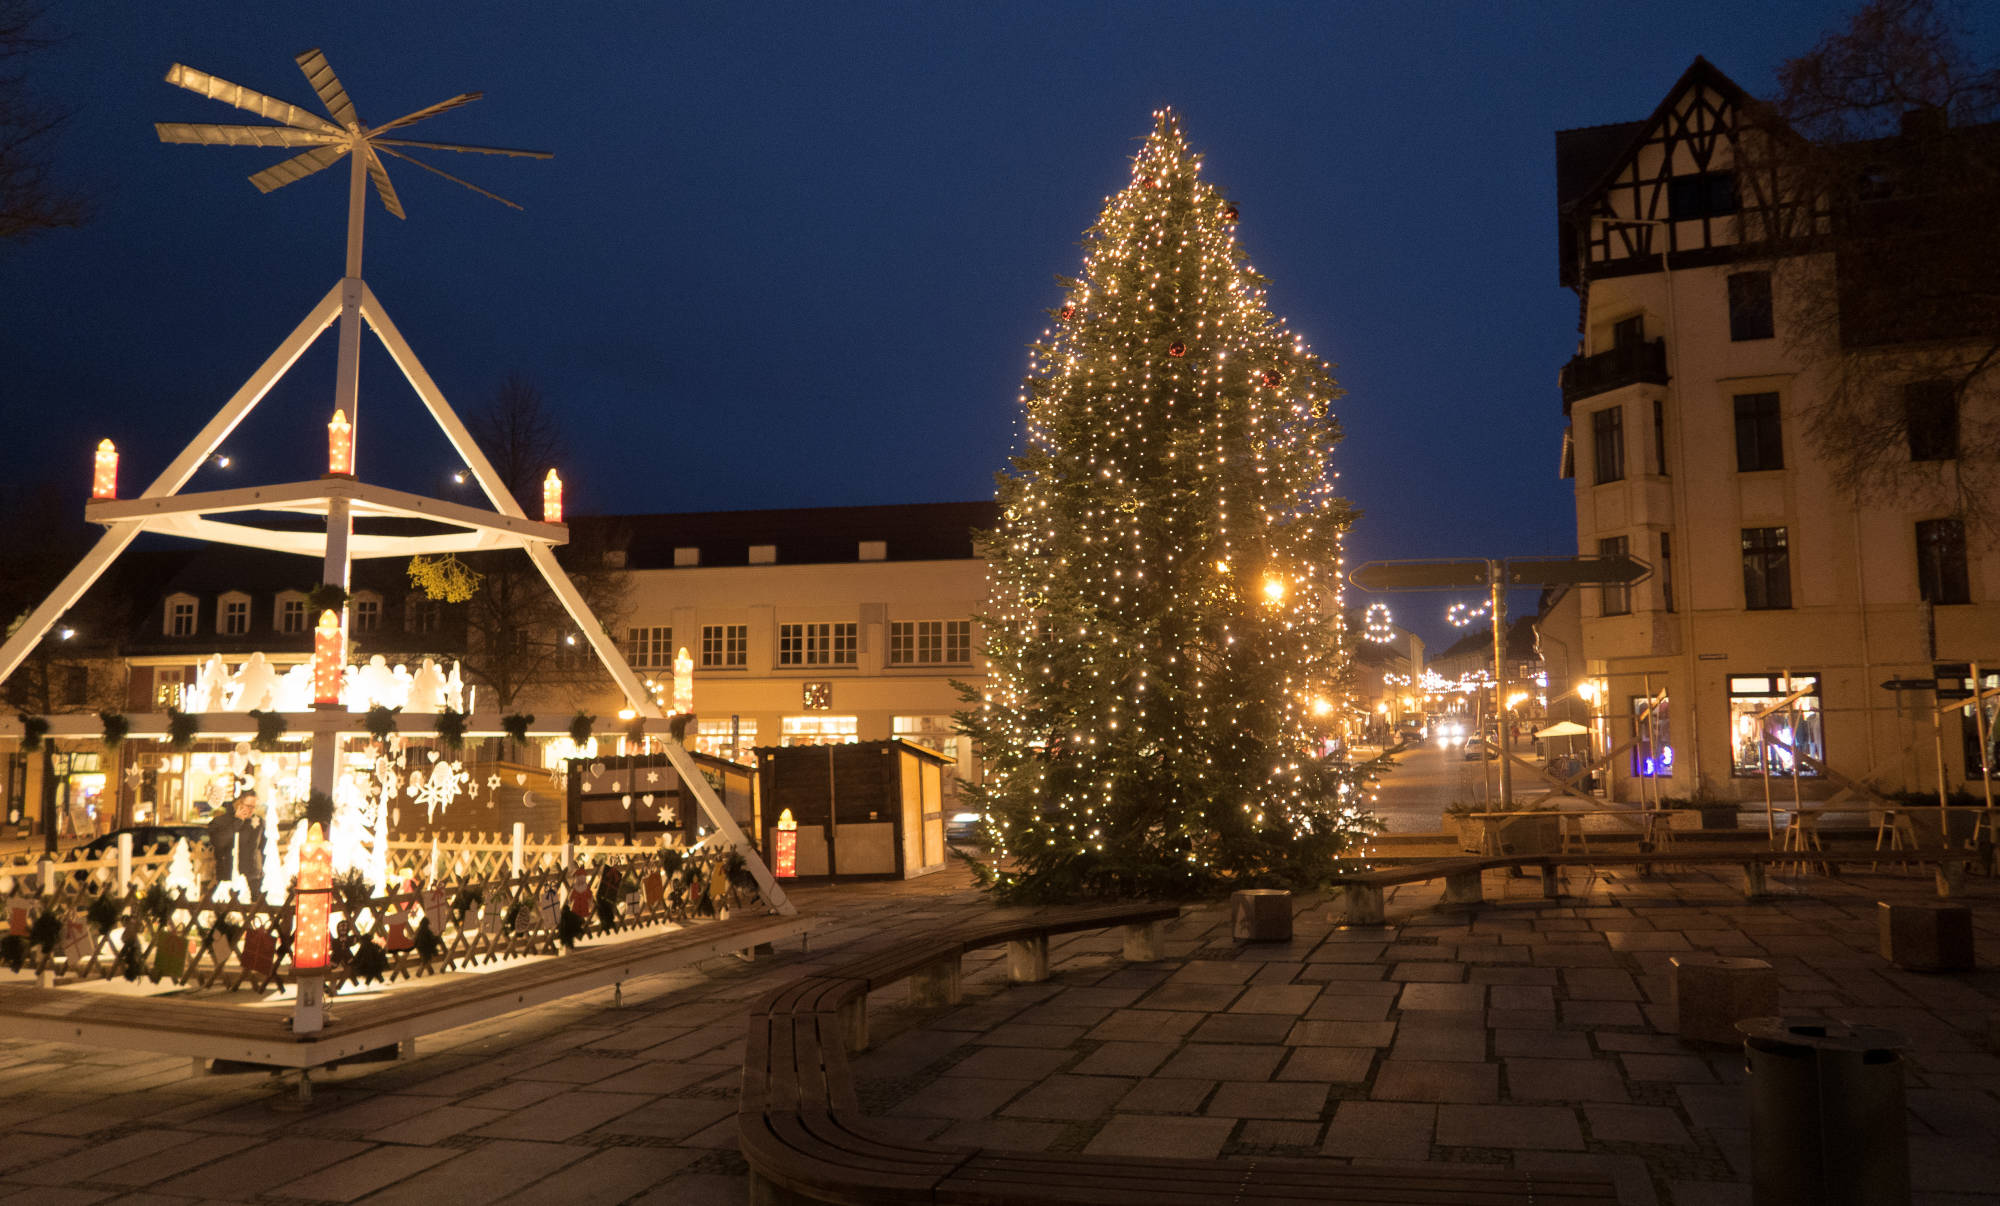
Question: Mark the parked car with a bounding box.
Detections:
[945,811,984,844]
[1461,737,1498,761]
[74,825,208,859]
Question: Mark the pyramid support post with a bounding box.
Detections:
[658,737,793,916]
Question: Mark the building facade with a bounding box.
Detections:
[1556,58,2000,803]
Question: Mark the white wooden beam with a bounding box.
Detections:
[659,736,794,916]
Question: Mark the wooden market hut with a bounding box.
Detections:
[751,739,949,879]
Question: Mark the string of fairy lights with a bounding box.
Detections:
[973,111,1375,880]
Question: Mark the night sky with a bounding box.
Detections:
[0,2,1921,645]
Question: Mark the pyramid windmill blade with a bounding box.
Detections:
[155,122,341,148]
[164,62,342,134]
[249,143,352,194]
[375,138,552,160]
[363,148,406,219]
[376,145,523,210]
[295,48,359,129]
[373,92,483,136]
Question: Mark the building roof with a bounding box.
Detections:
[571,500,999,571]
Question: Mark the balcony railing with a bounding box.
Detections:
[1561,338,1668,408]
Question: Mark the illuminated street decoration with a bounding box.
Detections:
[326,408,352,475]
[673,646,693,715]
[312,610,343,705]
[294,824,331,973]
[543,469,563,523]
[1446,599,1491,628]
[91,439,118,500]
[774,808,798,878]
[1363,602,1394,643]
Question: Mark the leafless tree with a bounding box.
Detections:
[429,372,629,711]
[0,1,84,245]
[1736,0,2000,533]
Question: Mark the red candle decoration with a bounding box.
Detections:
[312,609,343,706]
[774,808,798,878]
[543,469,563,523]
[92,439,118,500]
[327,408,353,476]
[294,824,332,973]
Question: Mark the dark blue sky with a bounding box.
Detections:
[0,2,1906,642]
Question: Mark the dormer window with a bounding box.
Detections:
[275,591,308,634]
[673,547,699,567]
[749,545,777,565]
[351,591,382,633]
[218,591,251,637]
[858,540,887,561]
[165,593,198,637]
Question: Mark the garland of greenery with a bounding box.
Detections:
[17,715,48,753]
[365,705,400,743]
[556,907,586,949]
[141,882,173,926]
[434,708,468,752]
[86,892,121,934]
[414,917,444,965]
[303,790,335,834]
[99,711,129,750]
[501,713,534,747]
[350,936,388,983]
[248,709,288,752]
[116,938,142,982]
[303,582,348,616]
[28,908,60,953]
[451,885,483,922]
[568,712,595,746]
[0,935,26,972]
[593,889,618,930]
[166,708,199,751]
[658,847,685,877]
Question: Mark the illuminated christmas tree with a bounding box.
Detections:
[961,111,1374,901]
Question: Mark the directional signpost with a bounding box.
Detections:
[1350,555,1652,805]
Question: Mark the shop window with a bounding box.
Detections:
[695,716,757,761]
[893,714,962,764]
[1630,694,1672,777]
[780,715,857,746]
[1729,673,1823,777]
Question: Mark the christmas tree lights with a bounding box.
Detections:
[960,111,1376,901]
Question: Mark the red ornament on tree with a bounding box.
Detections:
[1262,369,1280,388]
[1060,304,1076,321]
[1222,204,1239,223]
[1168,341,1186,357]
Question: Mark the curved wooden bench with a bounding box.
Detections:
[739,904,1618,1206]
[1334,849,1981,925]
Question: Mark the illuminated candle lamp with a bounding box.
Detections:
[312,609,343,706]
[1262,575,1287,603]
[327,408,353,476]
[91,439,118,500]
[774,808,798,878]
[673,646,693,716]
[542,469,563,523]
[294,823,332,973]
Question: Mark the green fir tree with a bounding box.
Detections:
[959,111,1377,902]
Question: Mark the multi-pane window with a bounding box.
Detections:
[153,667,190,710]
[700,624,748,668]
[626,626,672,669]
[1916,518,1970,605]
[1729,673,1823,777]
[1611,315,1644,347]
[1667,170,1736,219]
[221,598,249,636]
[1598,536,1631,616]
[1733,393,1784,471]
[695,717,757,761]
[1741,527,1791,610]
[278,597,307,634]
[893,714,962,764]
[351,596,381,632]
[168,600,196,637]
[781,715,858,746]
[405,597,441,634]
[889,620,972,666]
[1726,271,1774,341]
[1591,405,1624,485]
[779,622,857,666]
[1904,380,1959,461]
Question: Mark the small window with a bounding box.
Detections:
[673,547,700,567]
[749,545,777,565]
[1727,272,1774,341]
[277,595,308,634]
[220,595,250,636]
[700,624,748,668]
[626,626,673,669]
[1742,527,1791,610]
[1611,315,1645,347]
[405,596,442,634]
[1592,405,1625,485]
[166,596,197,637]
[1904,380,1959,462]
[1660,531,1676,614]
[1733,393,1784,472]
[1667,170,1737,220]
[351,594,381,632]
[1916,519,1970,605]
[858,540,887,561]
[1599,536,1631,616]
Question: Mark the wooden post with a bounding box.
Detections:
[511,822,525,877]
[116,832,132,895]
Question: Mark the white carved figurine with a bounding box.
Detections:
[192,654,230,712]
[444,661,465,714]
[407,657,446,715]
[232,652,280,712]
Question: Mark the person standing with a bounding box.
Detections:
[208,792,265,899]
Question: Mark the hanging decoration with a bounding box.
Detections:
[98,711,130,749]
[1446,600,1491,628]
[1363,603,1395,643]
[1167,341,1186,357]
[92,439,118,500]
[407,554,483,603]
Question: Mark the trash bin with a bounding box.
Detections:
[1737,1016,1909,1206]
